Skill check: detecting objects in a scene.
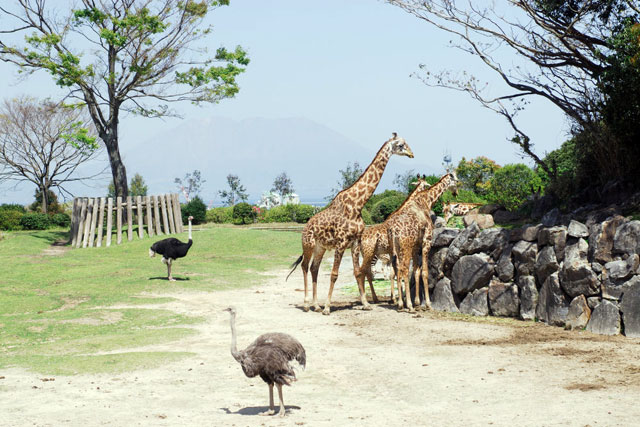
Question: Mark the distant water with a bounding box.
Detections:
[207,200,328,208]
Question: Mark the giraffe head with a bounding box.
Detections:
[445,170,459,196]
[388,133,414,158]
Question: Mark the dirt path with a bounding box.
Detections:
[2,257,640,427]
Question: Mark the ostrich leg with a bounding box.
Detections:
[260,384,275,416]
[276,383,286,417]
[167,259,175,281]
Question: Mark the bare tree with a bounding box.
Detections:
[387,0,639,178]
[0,0,249,198]
[0,96,103,213]
[175,169,205,202]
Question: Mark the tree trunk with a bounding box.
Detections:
[102,132,128,199]
[40,185,48,214]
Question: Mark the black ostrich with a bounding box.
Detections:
[224,306,306,417]
[148,215,193,281]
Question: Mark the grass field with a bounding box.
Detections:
[0,225,301,374]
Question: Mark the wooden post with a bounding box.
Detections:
[106,197,113,247]
[160,194,170,234]
[136,195,144,239]
[70,198,80,247]
[76,198,88,248]
[88,198,99,247]
[82,198,94,248]
[173,194,183,233]
[127,196,133,241]
[166,193,176,234]
[153,195,162,235]
[96,197,106,247]
[145,195,154,237]
[116,196,123,245]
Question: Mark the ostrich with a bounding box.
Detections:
[148,215,193,281]
[224,306,306,417]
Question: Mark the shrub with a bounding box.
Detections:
[456,156,501,196]
[19,213,51,230]
[371,194,406,223]
[181,196,207,224]
[233,202,255,224]
[364,190,405,212]
[264,205,293,223]
[0,203,26,213]
[0,209,24,230]
[488,163,543,211]
[206,207,233,223]
[432,189,487,216]
[361,207,373,225]
[292,204,315,223]
[51,213,71,228]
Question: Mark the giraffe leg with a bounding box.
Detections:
[401,255,414,312]
[276,383,286,417]
[301,247,313,312]
[413,253,422,308]
[323,248,345,315]
[421,238,433,310]
[366,267,379,304]
[310,247,325,312]
[351,241,369,306]
[389,261,397,304]
[260,384,276,416]
[354,249,373,309]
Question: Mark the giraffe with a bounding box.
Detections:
[353,176,430,305]
[442,202,483,224]
[287,133,414,315]
[388,172,458,312]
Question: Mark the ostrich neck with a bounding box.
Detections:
[188,219,192,240]
[340,144,392,212]
[229,313,242,362]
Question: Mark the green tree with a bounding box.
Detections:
[107,173,148,197]
[488,164,543,212]
[455,156,501,197]
[218,174,248,206]
[327,161,363,200]
[393,169,417,193]
[0,0,249,198]
[271,172,294,198]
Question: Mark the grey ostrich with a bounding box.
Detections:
[224,306,306,417]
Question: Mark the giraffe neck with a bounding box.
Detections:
[416,175,452,212]
[337,143,392,214]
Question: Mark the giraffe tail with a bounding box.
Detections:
[286,255,303,281]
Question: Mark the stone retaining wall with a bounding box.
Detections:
[428,214,640,337]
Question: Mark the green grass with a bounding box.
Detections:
[0,226,301,374]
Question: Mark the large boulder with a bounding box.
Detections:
[541,208,561,227]
[518,275,538,321]
[536,273,570,327]
[460,288,489,316]
[535,245,559,285]
[537,226,567,260]
[588,215,626,264]
[496,245,515,282]
[601,255,639,300]
[431,227,460,248]
[565,295,591,330]
[428,247,448,286]
[560,238,600,297]
[510,224,541,242]
[567,220,589,238]
[620,278,640,338]
[613,220,640,256]
[451,253,494,295]
[512,240,538,276]
[463,214,495,229]
[488,280,519,317]
[586,300,621,336]
[431,277,459,313]
[443,222,481,271]
[467,228,508,258]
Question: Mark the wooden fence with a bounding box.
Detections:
[69,193,183,248]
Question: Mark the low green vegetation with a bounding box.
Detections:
[0,226,300,375]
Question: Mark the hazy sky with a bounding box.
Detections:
[0,0,568,203]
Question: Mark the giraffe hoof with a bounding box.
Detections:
[303,304,310,312]
[362,304,373,311]
[314,305,322,313]
[322,307,331,315]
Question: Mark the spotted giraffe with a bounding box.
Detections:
[388,172,459,312]
[442,202,483,224]
[287,133,414,315]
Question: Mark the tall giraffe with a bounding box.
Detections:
[388,172,458,312]
[353,176,430,305]
[287,133,414,315]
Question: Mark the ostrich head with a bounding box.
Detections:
[149,247,156,258]
[188,215,193,222]
[388,132,414,158]
[223,306,237,316]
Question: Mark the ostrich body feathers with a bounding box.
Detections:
[150,237,192,260]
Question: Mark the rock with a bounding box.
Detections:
[463,214,494,229]
[601,255,639,300]
[613,220,640,256]
[433,216,446,229]
[560,258,600,298]
[509,224,541,242]
[451,253,495,295]
[512,240,538,276]
[565,295,591,330]
[565,238,589,261]
[517,275,538,320]
[488,280,519,317]
[586,300,621,336]
[537,226,567,260]
[431,277,459,313]
[431,227,460,248]
[496,245,515,282]
[591,262,604,274]
[535,245,559,285]
[478,204,499,214]
[428,247,448,286]
[536,273,570,327]
[467,228,508,257]
[567,220,589,238]
[541,208,561,227]
[493,209,521,224]
[585,207,622,229]
[587,297,601,310]
[443,223,481,271]
[620,278,640,338]
[460,288,489,316]
[589,215,626,264]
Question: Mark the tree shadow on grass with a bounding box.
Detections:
[29,230,70,245]
[220,405,301,416]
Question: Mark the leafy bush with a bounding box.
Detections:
[30,190,65,214]
[0,209,24,230]
[488,163,543,211]
[292,204,315,223]
[364,190,405,212]
[206,207,233,223]
[456,156,501,197]
[263,205,293,223]
[19,213,51,230]
[371,193,406,223]
[432,189,487,216]
[233,202,255,224]
[361,207,373,225]
[538,138,579,202]
[0,203,26,213]
[51,213,71,228]
[181,196,207,224]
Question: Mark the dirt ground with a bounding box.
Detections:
[2,256,640,427]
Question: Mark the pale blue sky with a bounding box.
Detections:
[0,0,567,203]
